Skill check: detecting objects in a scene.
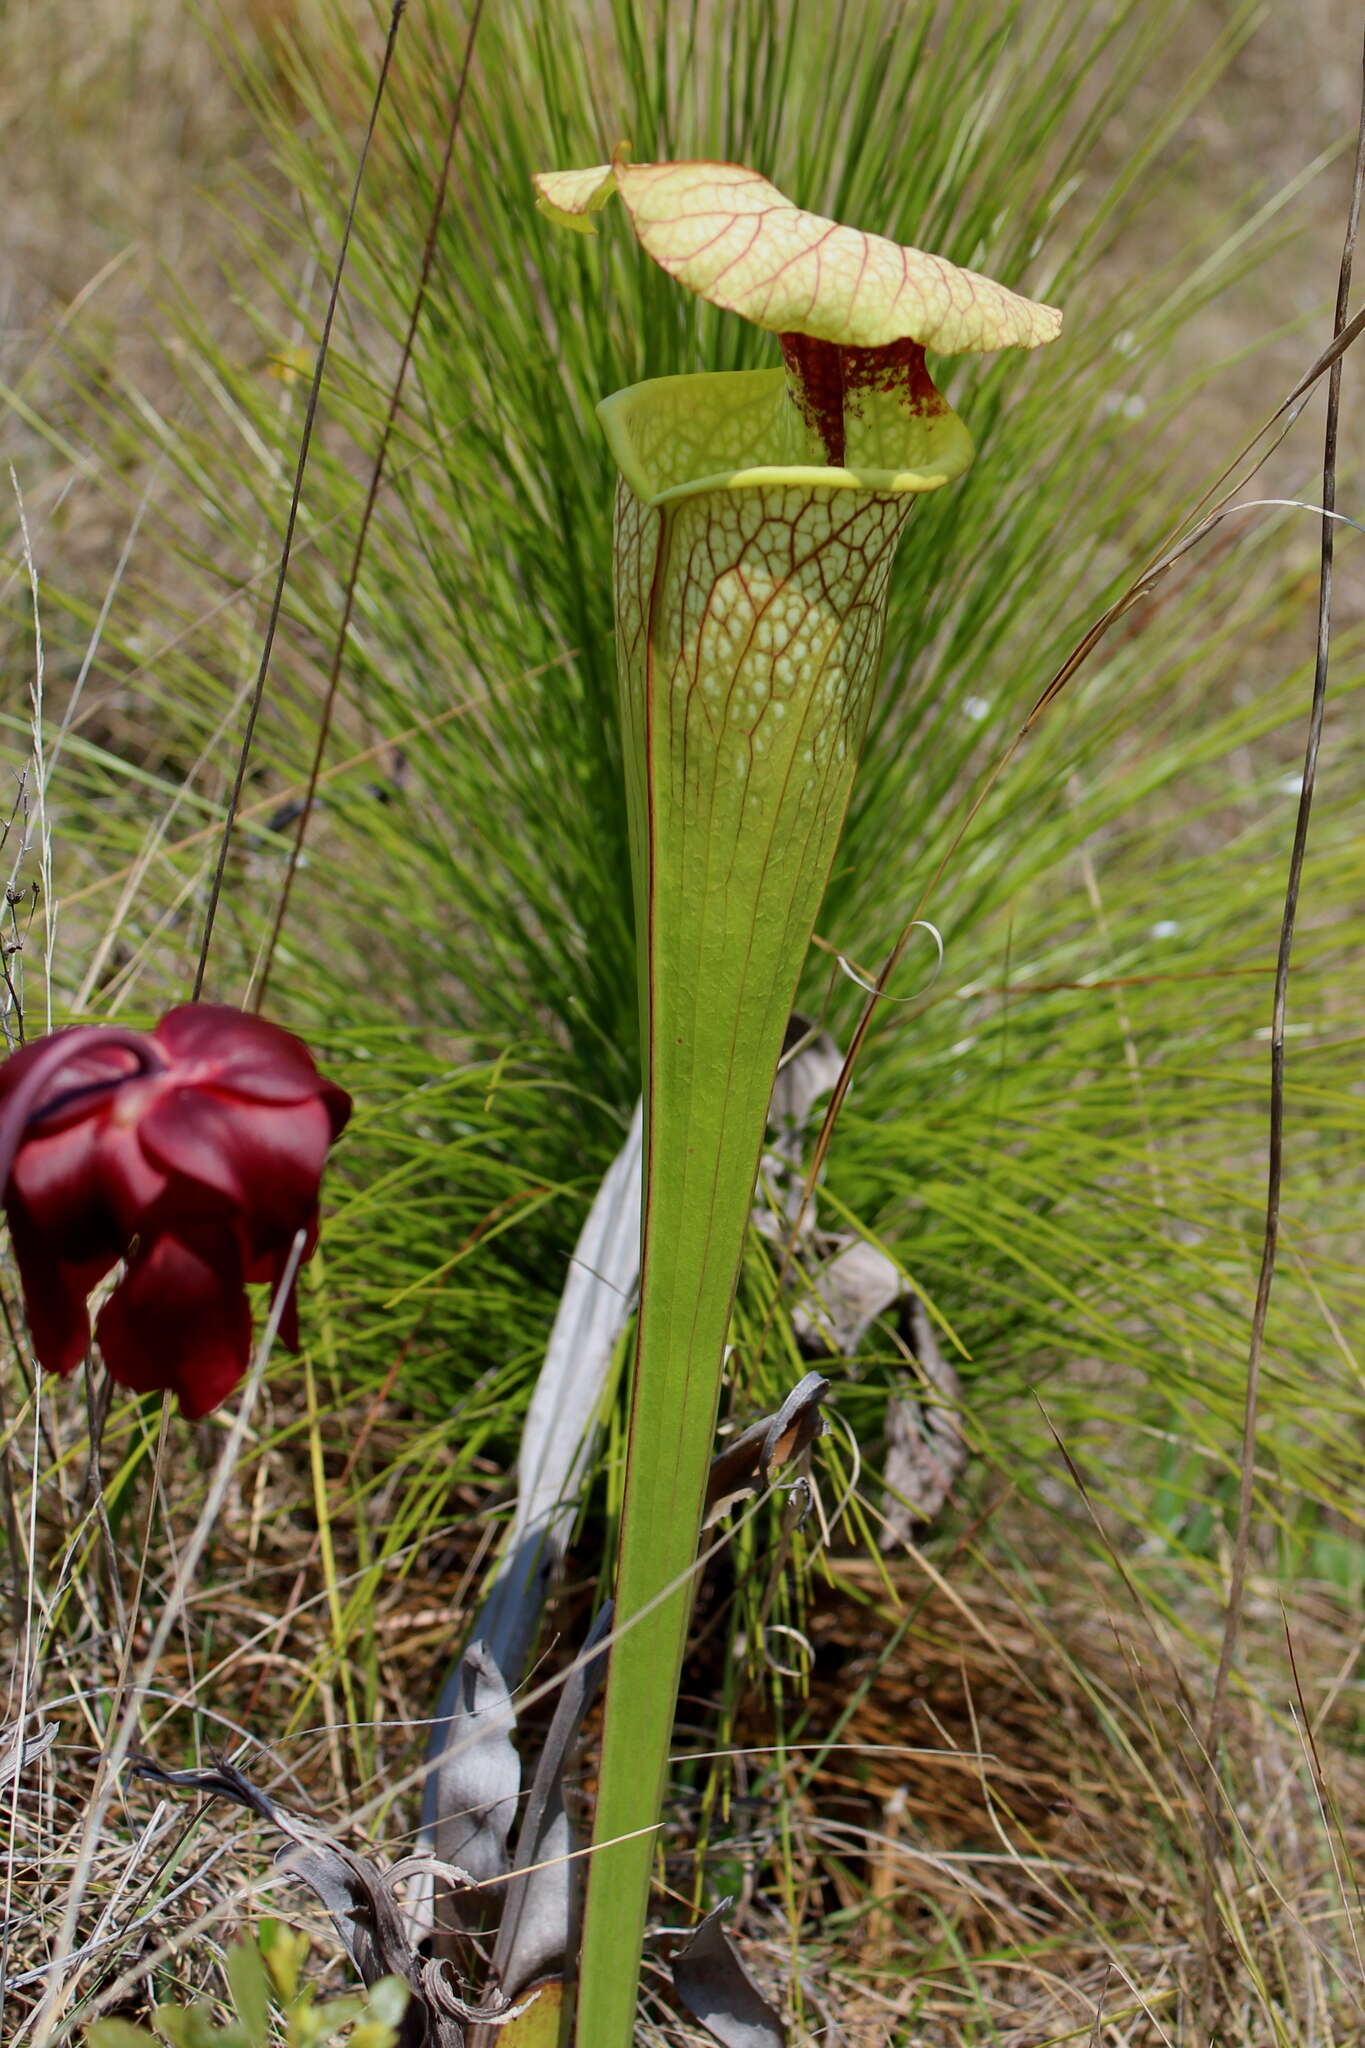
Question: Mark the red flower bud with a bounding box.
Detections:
[0,1005,351,1419]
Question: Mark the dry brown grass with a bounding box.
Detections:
[8,1404,1362,2045]
[790,1552,1365,2042]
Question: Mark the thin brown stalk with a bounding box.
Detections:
[1196,29,1365,1988]
[253,0,487,1010]
[190,2,409,1002]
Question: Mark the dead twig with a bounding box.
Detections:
[1198,21,1365,2017]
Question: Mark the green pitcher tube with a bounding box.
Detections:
[532,150,1061,2045]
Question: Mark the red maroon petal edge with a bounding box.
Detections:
[0,1005,352,1417]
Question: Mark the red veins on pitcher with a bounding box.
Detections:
[0,1005,351,1418]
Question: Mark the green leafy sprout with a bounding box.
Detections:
[84,1927,408,2048]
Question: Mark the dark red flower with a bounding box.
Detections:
[0,1005,351,1419]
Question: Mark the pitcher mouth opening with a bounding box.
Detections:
[597,366,974,508]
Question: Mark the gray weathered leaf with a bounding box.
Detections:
[0,1718,57,1788]
[414,1109,641,1942]
[790,1236,902,1357]
[474,1102,643,1688]
[671,1902,787,2047]
[429,1641,521,1891]
[491,1603,613,2004]
[766,1019,844,1143]
[879,1296,967,1540]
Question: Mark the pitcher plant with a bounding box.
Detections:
[532,150,1061,2043]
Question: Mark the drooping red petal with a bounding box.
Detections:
[244,1229,314,1350]
[132,1089,249,1211]
[0,1031,146,1130]
[137,1091,334,1242]
[89,1093,172,1234]
[318,1079,351,1140]
[10,1084,174,1249]
[94,1227,254,1420]
[9,1115,121,1254]
[154,1006,349,1120]
[6,1196,117,1379]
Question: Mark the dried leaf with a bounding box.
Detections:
[767,1020,844,1146]
[428,1642,521,1892]
[790,1237,901,1357]
[704,1372,830,1525]
[0,1717,57,1787]
[879,1296,967,1539]
[415,1112,639,1945]
[472,1103,643,1688]
[671,1902,787,2048]
[129,1757,478,2048]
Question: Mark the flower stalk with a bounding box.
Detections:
[533,151,1060,2043]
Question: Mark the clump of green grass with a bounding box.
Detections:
[2,0,1363,2041]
